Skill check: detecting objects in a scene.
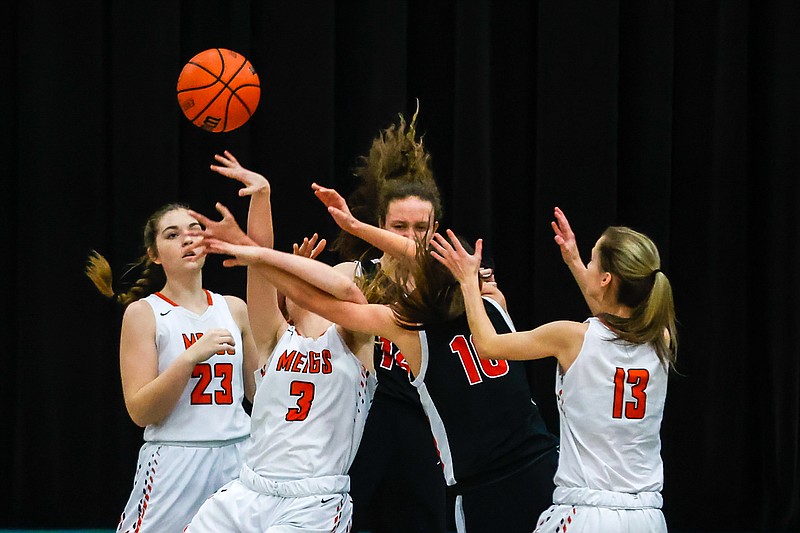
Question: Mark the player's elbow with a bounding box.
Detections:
[126,408,151,428]
[472,338,499,360]
[340,283,368,304]
[125,400,164,428]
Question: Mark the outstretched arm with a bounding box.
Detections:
[204,239,426,372]
[190,205,366,306]
[312,182,418,260]
[210,150,274,248]
[551,207,601,315]
[431,230,582,365]
[198,152,283,358]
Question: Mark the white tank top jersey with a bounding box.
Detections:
[554,317,668,494]
[141,290,250,443]
[245,324,377,481]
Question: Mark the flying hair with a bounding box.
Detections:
[85,203,188,307]
[331,101,443,260]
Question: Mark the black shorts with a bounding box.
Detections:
[454,447,559,533]
[348,392,447,533]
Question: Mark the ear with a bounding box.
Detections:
[432,220,440,233]
[148,247,161,265]
[600,271,612,288]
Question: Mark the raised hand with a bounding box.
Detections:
[311,182,351,214]
[311,183,360,234]
[188,203,254,248]
[211,150,270,197]
[551,207,582,267]
[293,233,327,260]
[430,229,482,286]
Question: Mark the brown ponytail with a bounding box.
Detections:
[85,203,186,307]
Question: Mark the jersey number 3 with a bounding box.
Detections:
[286,381,315,422]
[612,367,649,419]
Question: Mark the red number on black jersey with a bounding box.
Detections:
[450,334,510,385]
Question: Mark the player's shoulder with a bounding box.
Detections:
[222,294,250,327]
[124,297,152,316]
[333,260,359,279]
[122,298,156,327]
[222,294,247,311]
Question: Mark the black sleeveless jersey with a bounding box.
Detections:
[411,297,558,487]
[356,258,423,406]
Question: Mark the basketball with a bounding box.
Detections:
[176,48,260,133]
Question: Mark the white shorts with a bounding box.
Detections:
[185,473,353,533]
[116,440,246,533]
[533,487,667,533]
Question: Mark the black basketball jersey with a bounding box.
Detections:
[411,297,558,488]
[356,258,423,406]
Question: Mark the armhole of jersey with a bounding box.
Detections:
[482,296,516,332]
[410,330,428,387]
[216,292,234,315]
[561,319,595,377]
[331,323,359,361]
[140,295,155,313]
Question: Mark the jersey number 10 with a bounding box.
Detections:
[450,334,510,386]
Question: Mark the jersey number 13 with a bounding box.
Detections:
[612,367,649,419]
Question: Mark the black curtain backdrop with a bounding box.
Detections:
[2,1,799,531]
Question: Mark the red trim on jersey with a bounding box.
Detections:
[154,292,179,306]
[154,290,214,307]
[595,314,619,335]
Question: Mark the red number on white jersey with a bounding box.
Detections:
[190,362,234,405]
[612,367,649,419]
[286,380,315,421]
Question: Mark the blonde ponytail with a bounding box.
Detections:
[597,226,678,369]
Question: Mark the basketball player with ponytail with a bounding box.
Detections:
[86,204,257,533]
[431,207,678,533]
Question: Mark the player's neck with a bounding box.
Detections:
[159,277,206,313]
[292,310,332,340]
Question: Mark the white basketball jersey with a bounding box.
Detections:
[555,317,668,494]
[142,291,250,443]
[245,324,376,481]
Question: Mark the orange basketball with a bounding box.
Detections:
[176,48,260,133]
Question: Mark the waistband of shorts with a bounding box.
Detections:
[553,487,663,509]
[239,464,350,497]
[452,445,558,493]
[145,434,250,448]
